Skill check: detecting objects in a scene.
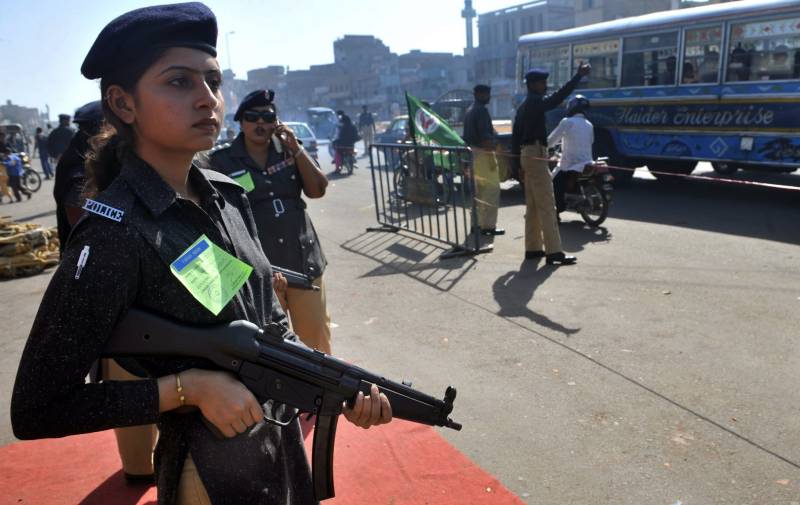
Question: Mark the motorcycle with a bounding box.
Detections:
[549,147,613,227]
[333,146,357,175]
[17,152,42,193]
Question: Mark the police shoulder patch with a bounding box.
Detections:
[83,198,125,222]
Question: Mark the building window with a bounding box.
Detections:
[583,0,594,9]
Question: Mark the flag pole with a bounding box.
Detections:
[404,91,418,147]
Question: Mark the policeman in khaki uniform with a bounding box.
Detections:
[208,90,332,354]
[462,84,504,236]
[511,63,591,265]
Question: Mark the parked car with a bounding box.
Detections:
[305,107,338,141]
[375,116,409,144]
[284,121,319,161]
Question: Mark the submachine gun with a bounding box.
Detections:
[271,265,319,291]
[103,308,461,500]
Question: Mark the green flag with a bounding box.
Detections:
[405,92,465,147]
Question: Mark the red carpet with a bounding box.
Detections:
[0,420,523,505]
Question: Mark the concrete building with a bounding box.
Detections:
[0,101,40,130]
[475,0,574,118]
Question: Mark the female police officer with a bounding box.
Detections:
[10,4,390,505]
[208,91,332,355]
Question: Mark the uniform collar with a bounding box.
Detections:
[228,133,251,160]
[120,156,220,218]
[229,132,280,162]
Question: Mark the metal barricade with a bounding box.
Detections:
[367,143,490,258]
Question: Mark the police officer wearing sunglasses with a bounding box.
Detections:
[208,90,332,354]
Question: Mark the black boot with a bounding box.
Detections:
[546,252,577,266]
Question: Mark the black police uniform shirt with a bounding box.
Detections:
[207,134,327,280]
[511,73,582,155]
[462,101,495,148]
[53,130,90,251]
[11,157,318,505]
[47,125,76,159]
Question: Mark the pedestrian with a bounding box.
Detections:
[511,63,591,265]
[8,133,25,153]
[47,113,75,162]
[547,95,594,217]
[358,105,375,156]
[53,100,103,252]
[332,112,359,173]
[34,127,54,179]
[10,4,390,505]
[463,84,503,237]
[0,157,12,203]
[0,148,32,202]
[208,89,333,355]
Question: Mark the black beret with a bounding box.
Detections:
[234,90,275,121]
[81,2,217,80]
[73,101,104,125]
[525,68,550,82]
[58,114,71,121]
[473,84,491,93]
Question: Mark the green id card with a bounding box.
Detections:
[170,235,253,315]
[232,171,255,192]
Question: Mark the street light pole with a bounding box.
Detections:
[225,31,235,71]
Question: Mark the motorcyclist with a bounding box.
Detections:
[547,94,594,216]
[333,111,359,173]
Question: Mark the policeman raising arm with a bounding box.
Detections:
[10,4,389,505]
[208,90,333,355]
[511,62,591,265]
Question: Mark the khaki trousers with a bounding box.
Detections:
[176,454,212,505]
[285,275,332,355]
[472,149,500,230]
[521,144,562,254]
[0,173,10,202]
[101,359,158,476]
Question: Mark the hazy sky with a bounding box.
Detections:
[0,0,516,119]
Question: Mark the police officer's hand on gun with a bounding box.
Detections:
[272,271,289,311]
[162,370,392,438]
[343,383,393,429]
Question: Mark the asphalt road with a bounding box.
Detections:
[1,148,799,505]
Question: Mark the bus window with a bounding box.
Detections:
[727,16,800,82]
[573,39,620,88]
[529,46,570,88]
[682,26,722,84]
[621,32,678,87]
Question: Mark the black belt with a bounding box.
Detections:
[252,196,306,215]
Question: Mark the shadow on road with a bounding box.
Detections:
[77,470,154,505]
[501,170,800,245]
[493,259,581,336]
[340,231,477,292]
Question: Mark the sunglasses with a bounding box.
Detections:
[243,110,277,123]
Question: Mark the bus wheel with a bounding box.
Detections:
[648,160,697,180]
[712,162,739,175]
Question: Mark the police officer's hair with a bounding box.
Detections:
[84,48,166,198]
